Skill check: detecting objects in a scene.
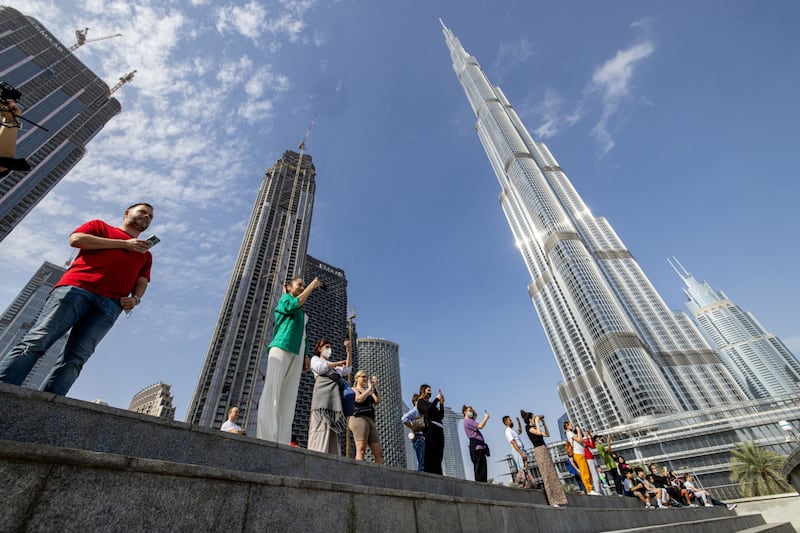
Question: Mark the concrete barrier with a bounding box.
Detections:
[0,384,791,532]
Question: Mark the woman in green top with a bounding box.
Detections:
[256,275,322,444]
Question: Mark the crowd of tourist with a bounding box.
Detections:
[558,423,737,510]
[200,272,738,510]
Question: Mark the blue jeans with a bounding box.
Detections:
[0,285,121,395]
[413,436,425,471]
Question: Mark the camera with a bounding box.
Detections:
[0,81,21,102]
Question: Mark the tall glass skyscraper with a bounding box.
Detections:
[0,260,67,389]
[442,23,748,429]
[188,150,315,431]
[355,337,406,468]
[0,7,122,242]
[442,406,466,480]
[673,260,800,399]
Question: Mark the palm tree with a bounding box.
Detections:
[729,441,792,497]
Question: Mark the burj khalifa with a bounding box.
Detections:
[442,22,747,429]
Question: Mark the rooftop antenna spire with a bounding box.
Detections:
[298,112,318,152]
[667,256,691,279]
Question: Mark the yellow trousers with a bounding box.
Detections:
[573,453,594,493]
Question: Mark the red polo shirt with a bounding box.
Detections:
[55,220,152,299]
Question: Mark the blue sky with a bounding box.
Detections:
[2,0,799,482]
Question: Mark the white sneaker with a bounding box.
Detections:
[704,503,713,507]
[726,504,737,511]
[588,490,601,495]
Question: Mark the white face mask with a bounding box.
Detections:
[321,348,332,359]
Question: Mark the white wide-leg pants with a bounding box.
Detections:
[256,346,303,444]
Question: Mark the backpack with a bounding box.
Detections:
[340,380,356,417]
[565,439,574,457]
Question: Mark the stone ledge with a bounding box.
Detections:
[1,439,743,533]
[0,383,639,508]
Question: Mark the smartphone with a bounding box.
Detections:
[144,235,160,248]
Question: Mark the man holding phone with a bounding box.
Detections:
[0,203,155,395]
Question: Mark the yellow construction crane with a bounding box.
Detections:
[69,28,122,52]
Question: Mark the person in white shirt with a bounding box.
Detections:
[564,420,596,494]
[503,415,528,469]
[401,394,425,471]
[683,473,737,510]
[221,406,246,435]
[307,338,352,455]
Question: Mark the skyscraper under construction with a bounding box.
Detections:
[0,7,123,242]
[187,150,316,431]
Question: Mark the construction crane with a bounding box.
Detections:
[108,70,137,95]
[91,70,136,105]
[69,28,122,52]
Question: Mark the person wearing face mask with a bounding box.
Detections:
[256,275,322,444]
[462,405,490,482]
[307,338,352,454]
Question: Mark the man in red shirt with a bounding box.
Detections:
[0,203,154,395]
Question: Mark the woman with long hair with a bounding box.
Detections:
[521,410,568,506]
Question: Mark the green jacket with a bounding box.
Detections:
[596,442,616,470]
[267,293,309,355]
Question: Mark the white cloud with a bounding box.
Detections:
[244,66,289,98]
[238,99,274,123]
[589,41,654,154]
[532,89,566,139]
[215,0,269,41]
[217,56,254,87]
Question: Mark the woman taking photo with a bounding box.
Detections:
[349,370,383,463]
[522,410,568,506]
[462,405,490,482]
[257,276,321,444]
[307,338,352,454]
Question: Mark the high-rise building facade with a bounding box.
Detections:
[188,150,316,431]
[355,337,405,468]
[442,23,747,430]
[0,260,66,389]
[442,406,466,480]
[129,382,176,420]
[674,260,800,399]
[291,255,355,450]
[0,7,122,242]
